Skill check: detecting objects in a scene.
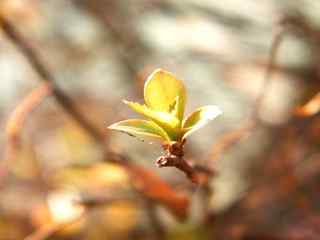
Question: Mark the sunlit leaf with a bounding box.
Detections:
[182,105,222,139]
[168,96,179,113]
[169,96,184,123]
[123,100,180,140]
[108,68,222,145]
[108,119,170,141]
[144,69,186,121]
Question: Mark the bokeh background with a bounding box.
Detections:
[1,0,320,239]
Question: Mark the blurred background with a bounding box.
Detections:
[1,0,320,239]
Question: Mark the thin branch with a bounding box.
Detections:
[5,83,51,148]
[157,154,199,184]
[74,0,149,77]
[203,26,289,227]
[0,83,51,182]
[208,26,288,166]
[156,141,213,185]
[208,121,255,164]
[0,15,168,237]
[0,16,105,144]
[251,26,288,121]
[0,14,200,186]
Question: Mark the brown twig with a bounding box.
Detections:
[1,83,52,182]
[208,26,288,167]
[0,16,105,144]
[156,140,212,185]
[208,121,255,164]
[74,0,149,78]
[157,154,198,183]
[0,15,168,237]
[203,26,289,228]
[126,163,189,220]
[1,14,199,187]
[5,83,51,149]
[251,26,288,121]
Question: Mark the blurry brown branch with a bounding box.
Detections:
[0,16,106,144]
[212,149,320,239]
[126,164,189,220]
[251,26,288,121]
[75,0,150,77]
[0,11,201,187]
[0,15,184,237]
[207,17,320,239]
[282,15,320,117]
[280,14,320,43]
[208,121,255,164]
[1,83,51,183]
[5,83,51,150]
[203,25,289,229]
[208,26,288,167]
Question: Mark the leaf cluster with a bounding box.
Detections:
[108,69,222,143]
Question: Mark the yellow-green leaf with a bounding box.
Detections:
[123,100,180,130]
[144,69,186,121]
[108,119,170,141]
[182,105,222,139]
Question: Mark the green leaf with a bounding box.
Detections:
[123,100,180,130]
[108,119,170,141]
[123,100,182,140]
[182,105,222,139]
[144,69,186,121]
